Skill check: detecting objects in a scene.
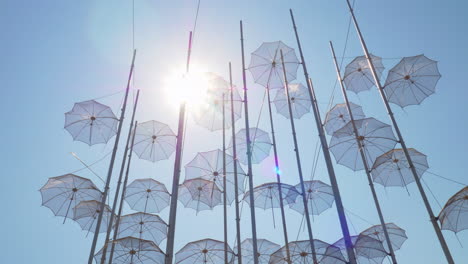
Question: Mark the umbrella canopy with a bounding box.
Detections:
[40,173,102,220]
[175,238,234,264]
[185,149,246,205]
[229,127,272,165]
[324,102,366,136]
[95,236,165,264]
[64,100,119,145]
[343,54,384,94]
[125,179,171,213]
[371,148,428,187]
[289,180,335,216]
[384,55,441,107]
[242,182,299,210]
[234,238,280,264]
[273,83,312,119]
[439,186,468,233]
[248,41,300,90]
[333,235,388,264]
[361,223,408,252]
[72,200,113,233]
[269,240,346,264]
[132,120,176,162]
[329,118,397,171]
[178,178,223,213]
[118,212,168,246]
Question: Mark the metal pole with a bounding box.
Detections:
[88,50,136,264]
[265,85,292,263]
[239,20,259,264]
[279,50,318,264]
[223,92,229,264]
[289,9,358,264]
[329,41,398,263]
[165,31,193,264]
[229,62,243,264]
[108,121,138,264]
[99,89,140,264]
[343,1,454,263]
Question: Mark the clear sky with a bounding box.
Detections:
[1,0,467,263]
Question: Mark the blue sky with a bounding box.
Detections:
[1,0,467,263]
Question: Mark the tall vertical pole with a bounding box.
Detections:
[88,50,136,264]
[165,32,193,264]
[100,90,140,264]
[222,92,229,264]
[279,50,318,264]
[229,62,243,264]
[343,1,454,263]
[329,42,397,264]
[289,9,358,264]
[108,120,138,264]
[239,20,259,264]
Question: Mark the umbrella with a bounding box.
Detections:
[289,180,335,216]
[333,235,388,264]
[72,200,113,233]
[273,83,312,119]
[95,236,165,264]
[329,118,397,171]
[118,212,168,245]
[40,173,102,221]
[229,127,272,165]
[269,240,347,264]
[361,223,408,252]
[64,100,119,145]
[175,238,234,264]
[438,186,468,233]
[178,178,223,213]
[185,149,246,205]
[384,55,441,107]
[324,102,366,136]
[125,179,171,213]
[132,120,176,162]
[234,238,280,264]
[343,54,384,94]
[248,41,300,90]
[243,182,299,209]
[371,148,428,187]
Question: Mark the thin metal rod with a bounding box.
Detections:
[223,92,228,264]
[289,9,358,264]
[266,86,292,263]
[229,62,243,264]
[165,31,193,264]
[329,41,397,264]
[279,50,318,264]
[343,1,454,263]
[88,49,136,264]
[108,121,138,264]
[100,89,140,264]
[239,20,259,264]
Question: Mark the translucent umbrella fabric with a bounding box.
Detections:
[344,54,384,94]
[269,240,346,264]
[64,100,119,145]
[72,200,113,233]
[132,120,176,162]
[178,178,223,213]
[125,179,171,213]
[329,118,397,171]
[185,149,246,205]
[324,102,366,136]
[289,180,335,216]
[439,186,468,233]
[361,223,407,252]
[248,41,300,90]
[333,235,388,264]
[242,182,299,210]
[95,236,165,264]
[175,238,234,264]
[118,212,168,245]
[40,173,102,220]
[234,238,280,264]
[229,127,272,165]
[273,83,312,119]
[371,148,428,187]
[384,55,441,107]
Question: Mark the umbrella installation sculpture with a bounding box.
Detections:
[438,186,468,234]
[117,212,168,246]
[178,178,223,213]
[361,223,408,253]
[73,200,114,234]
[333,235,388,264]
[343,54,385,94]
[175,238,235,264]
[288,180,335,217]
[269,240,347,264]
[343,1,454,262]
[125,178,171,214]
[235,238,280,264]
[132,120,177,163]
[324,103,365,136]
[95,237,165,264]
